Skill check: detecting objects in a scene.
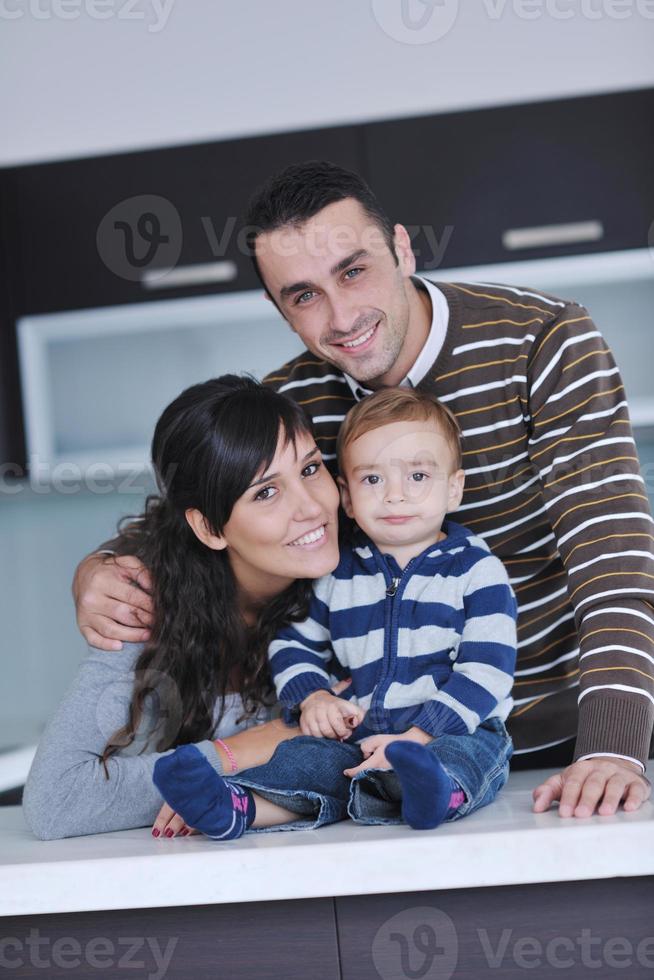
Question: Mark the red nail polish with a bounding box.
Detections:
[180,828,190,836]
[165,828,174,838]
[152,828,160,838]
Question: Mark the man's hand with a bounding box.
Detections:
[344,727,432,778]
[299,690,365,740]
[532,757,652,817]
[73,553,154,651]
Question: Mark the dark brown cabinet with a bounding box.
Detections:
[2,86,653,469]
[363,87,654,270]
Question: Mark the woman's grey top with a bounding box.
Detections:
[22,644,272,840]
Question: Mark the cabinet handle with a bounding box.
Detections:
[141,260,238,291]
[502,220,604,251]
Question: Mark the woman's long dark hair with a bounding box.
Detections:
[101,375,317,774]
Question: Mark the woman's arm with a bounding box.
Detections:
[22,643,303,841]
[22,644,193,839]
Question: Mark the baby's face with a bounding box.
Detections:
[339,420,464,563]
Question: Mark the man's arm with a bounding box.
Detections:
[72,520,154,650]
[526,303,653,813]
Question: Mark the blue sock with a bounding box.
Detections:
[385,741,465,830]
[153,744,255,840]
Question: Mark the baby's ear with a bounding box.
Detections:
[448,469,465,512]
[337,476,355,519]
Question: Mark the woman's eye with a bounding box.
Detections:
[254,485,277,501]
[410,472,428,482]
[302,461,321,477]
[363,474,381,485]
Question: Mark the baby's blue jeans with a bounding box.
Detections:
[230,715,513,831]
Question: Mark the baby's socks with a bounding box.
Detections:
[153,744,255,840]
[385,741,466,830]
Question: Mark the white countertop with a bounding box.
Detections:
[2,769,653,917]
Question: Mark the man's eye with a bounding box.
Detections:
[302,461,321,477]
[363,474,381,485]
[295,290,315,305]
[254,485,277,501]
[410,472,428,482]
[344,267,362,280]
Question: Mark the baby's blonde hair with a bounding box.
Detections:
[337,387,463,472]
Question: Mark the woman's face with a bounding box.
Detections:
[189,427,340,601]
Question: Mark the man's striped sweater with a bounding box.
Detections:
[264,279,654,767]
[269,521,517,742]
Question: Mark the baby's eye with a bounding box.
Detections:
[254,485,277,501]
[363,474,382,485]
[302,461,321,477]
[410,472,429,482]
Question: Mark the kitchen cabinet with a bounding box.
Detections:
[2,87,653,471]
[3,125,364,318]
[363,87,654,271]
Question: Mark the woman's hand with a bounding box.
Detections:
[74,553,154,650]
[532,757,652,817]
[152,802,199,839]
[299,690,365,740]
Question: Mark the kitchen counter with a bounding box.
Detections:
[3,768,653,980]
[2,769,653,918]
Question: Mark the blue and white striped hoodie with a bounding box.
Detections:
[269,520,518,741]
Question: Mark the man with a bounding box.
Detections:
[74,161,653,817]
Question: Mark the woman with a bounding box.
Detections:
[22,375,342,840]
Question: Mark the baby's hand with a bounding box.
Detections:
[343,734,398,777]
[343,728,432,778]
[299,690,365,740]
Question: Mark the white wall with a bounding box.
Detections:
[1,0,653,166]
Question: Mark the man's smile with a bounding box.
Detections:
[330,319,381,354]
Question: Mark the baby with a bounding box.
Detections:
[154,387,518,837]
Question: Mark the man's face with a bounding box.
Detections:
[255,198,417,385]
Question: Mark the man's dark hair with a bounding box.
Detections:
[243,160,398,295]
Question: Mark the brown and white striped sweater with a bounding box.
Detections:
[264,280,654,767]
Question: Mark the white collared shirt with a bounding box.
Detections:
[343,275,449,401]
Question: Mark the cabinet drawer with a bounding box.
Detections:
[364,88,654,270]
